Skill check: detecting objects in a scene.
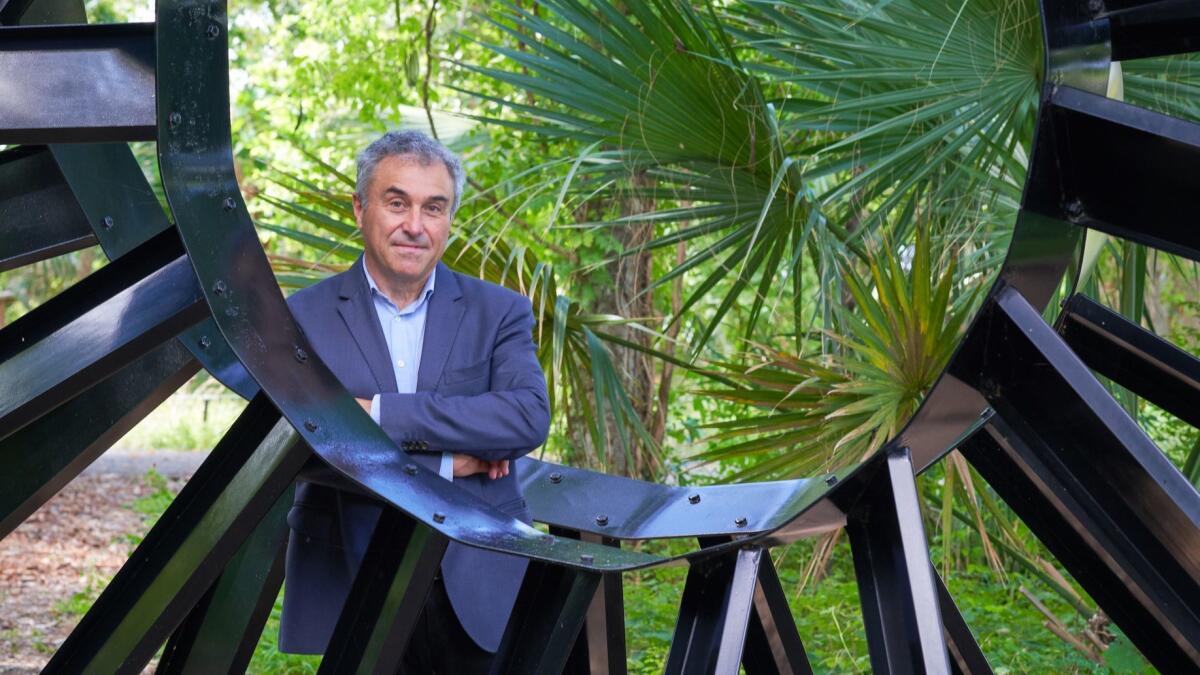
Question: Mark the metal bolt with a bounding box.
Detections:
[206,23,221,38]
[101,216,114,230]
[198,335,212,350]
[222,196,237,211]
[688,494,701,504]
[403,463,417,475]
[824,474,838,486]
[734,516,748,528]
[542,534,554,543]
[580,554,594,564]
[548,472,563,484]
[294,346,308,363]
[213,280,227,295]
[168,112,182,128]
[1065,199,1084,220]
[303,419,318,432]
[433,512,446,523]
[595,514,609,526]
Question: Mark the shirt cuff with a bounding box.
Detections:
[369,394,381,424]
[438,453,454,481]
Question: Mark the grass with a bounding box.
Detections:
[113,382,246,452]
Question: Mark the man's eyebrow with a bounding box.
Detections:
[381,187,449,204]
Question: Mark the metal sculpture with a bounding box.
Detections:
[0,0,1197,672]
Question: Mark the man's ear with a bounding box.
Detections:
[352,193,364,228]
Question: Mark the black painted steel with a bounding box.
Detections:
[0,339,196,537]
[554,529,628,675]
[45,396,307,674]
[955,287,1200,670]
[742,552,814,675]
[0,145,96,272]
[0,23,156,144]
[1060,292,1200,427]
[318,509,448,675]
[664,544,764,675]
[491,561,602,675]
[842,448,949,674]
[1107,0,1200,61]
[935,573,993,675]
[158,486,294,675]
[0,245,207,440]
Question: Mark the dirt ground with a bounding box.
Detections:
[0,454,198,674]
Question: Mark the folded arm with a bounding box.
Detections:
[374,295,550,462]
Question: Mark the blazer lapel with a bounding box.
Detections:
[417,262,465,392]
[337,258,399,393]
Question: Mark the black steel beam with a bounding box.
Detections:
[491,560,602,674]
[0,0,84,25]
[317,508,448,675]
[0,236,207,440]
[1059,293,1200,428]
[1026,85,1200,261]
[0,23,156,144]
[954,286,1200,670]
[842,448,950,674]
[157,485,293,675]
[553,528,627,675]
[1107,0,1200,61]
[44,395,309,674]
[0,339,196,539]
[742,551,814,675]
[0,145,96,272]
[936,573,993,675]
[664,545,764,675]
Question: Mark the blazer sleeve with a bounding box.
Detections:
[375,293,550,461]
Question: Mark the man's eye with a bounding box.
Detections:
[388,201,407,209]
[425,205,443,215]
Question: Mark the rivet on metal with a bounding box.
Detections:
[595,514,609,526]
[303,419,318,432]
[168,112,182,128]
[213,280,228,295]
[580,554,594,564]
[222,196,237,211]
[548,472,563,484]
[206,23,221,38]
[688,494,701,504]
[294,346,308,363]
[403,463,417,475]
[542,534,554,543]
[433,512,446,523]
[1065,199,1084,220]
[198,335,212,350]
[101,216,114,230]
[735,516,748,528]
[824,474,838,486]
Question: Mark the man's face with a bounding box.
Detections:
[354,154,453,291]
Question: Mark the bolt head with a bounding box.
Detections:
[293,346,308,363]
[212,280,227,295]
[580,554,594,564]
[206,23,221,38]
[734,516,748,528]
[688,493,701,504]
[198,335,212,350]
[595,514,609,526]
[101,216,114,230]
[548,472,563,484]
[168,112,182,128]
[222,196,237,211]
[433,512,446,523]
[403,463,417,475]
[303,419,318,432]
[824,474,838,486]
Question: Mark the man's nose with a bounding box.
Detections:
[399,211,424,237]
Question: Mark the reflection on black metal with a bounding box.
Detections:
[0,0,1197,671]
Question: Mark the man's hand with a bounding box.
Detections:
[452,454,509,479]
[355,398,372,414]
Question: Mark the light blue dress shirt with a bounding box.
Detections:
[364,263,454,480]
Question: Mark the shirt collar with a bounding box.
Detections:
[362,259,437,314]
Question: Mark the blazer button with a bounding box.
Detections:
[420,441,429,450]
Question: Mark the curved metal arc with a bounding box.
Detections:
[152,0,659,572]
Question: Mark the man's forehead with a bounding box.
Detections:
[372,154,453,191]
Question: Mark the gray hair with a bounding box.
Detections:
[355,130,466,215]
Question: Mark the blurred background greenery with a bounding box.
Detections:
[12,0,1200,671]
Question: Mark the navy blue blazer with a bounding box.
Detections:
[278,258,549,654]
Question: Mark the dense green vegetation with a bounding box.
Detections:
[15,0,1200,670]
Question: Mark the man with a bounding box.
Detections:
[278,130,550,672]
